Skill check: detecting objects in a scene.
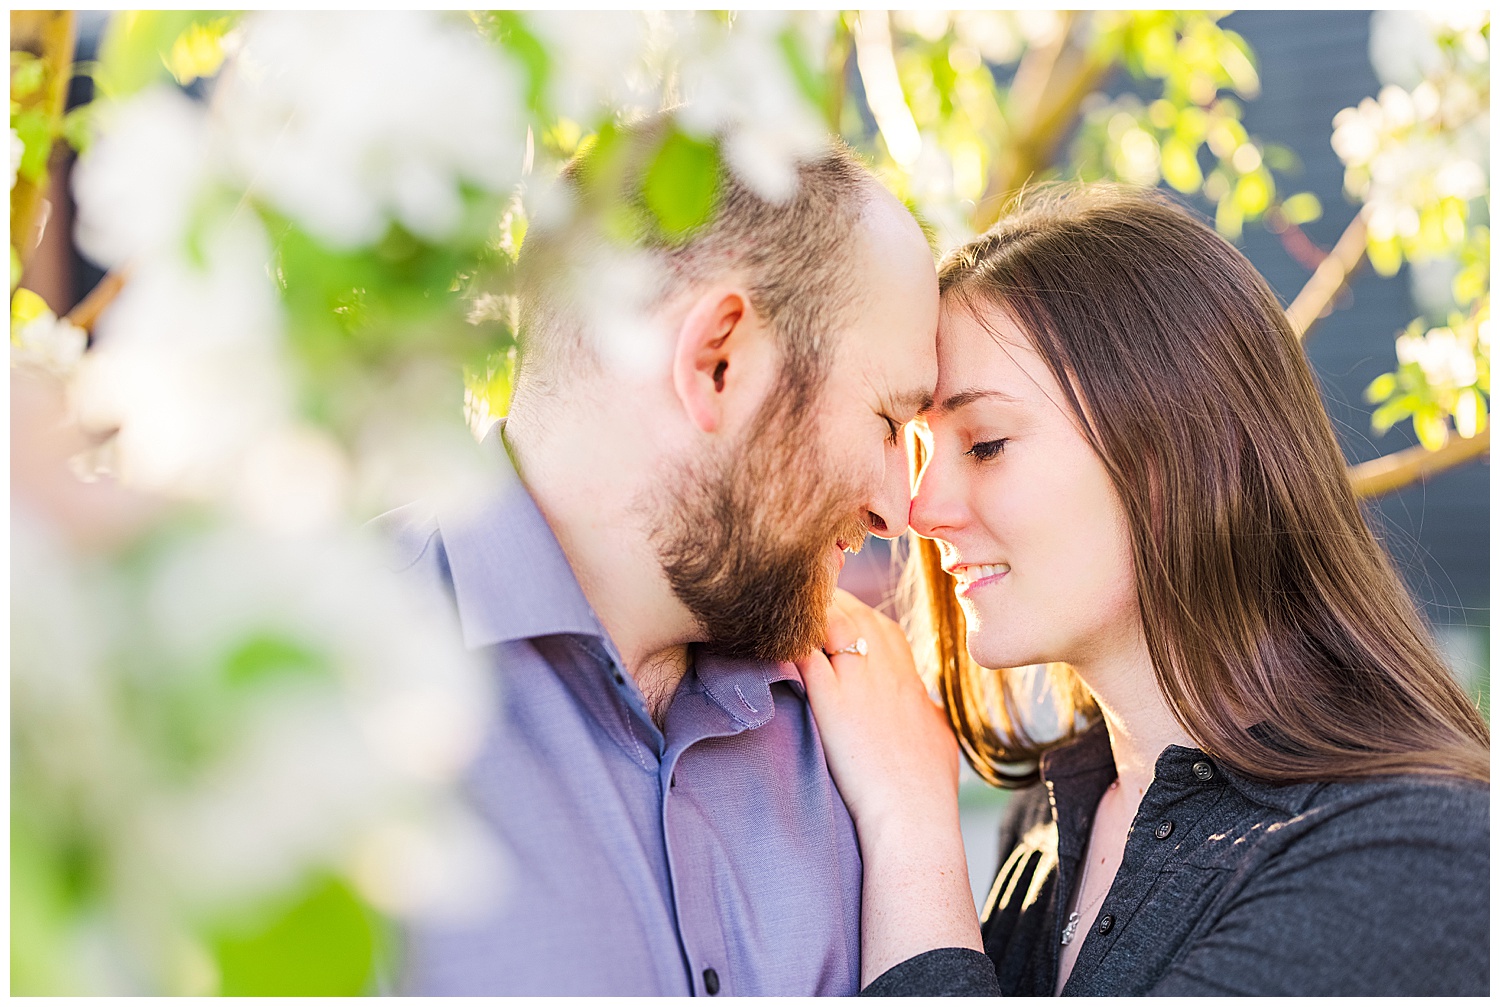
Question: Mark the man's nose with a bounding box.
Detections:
[865,442,913,540]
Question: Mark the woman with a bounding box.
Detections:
[799,184,1489,996]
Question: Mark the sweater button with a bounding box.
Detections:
[703,968,720,995]
[1192,759,1216,782]
[1154,820,1174,840]
[1097,914,1115,935]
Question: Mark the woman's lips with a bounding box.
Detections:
[950,562,1010,596]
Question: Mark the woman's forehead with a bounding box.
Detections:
[934,304,1052,401]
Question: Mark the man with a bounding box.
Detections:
[384,122,938,995]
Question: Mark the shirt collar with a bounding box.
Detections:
[1039,718,1321,829]
[436,424,606,649]
[694,649,803,731]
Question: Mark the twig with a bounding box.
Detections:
[63,270,129,332]
[1348,427,1490,498]
[1286,208,1368,342]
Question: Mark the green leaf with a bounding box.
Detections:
[1214,196,1243,240]
[777,25,825,110]
[1160,136,1202,193]
[14,107,54,184]
[1280,192,1322,226]
[486,12,550,114]
[10,52,46,101]
[1232,171,1271,218]
[211,875,379,996]
[1413,407,1449,451]
[1363,371,1397,403]
[1371,397,1412,435]
[222,632,329,689]
[1367,235,1403,277]
[61,104,96,154]
[643,131,720,239]
[95,11,232,100]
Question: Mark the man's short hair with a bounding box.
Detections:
[514,116,876,413]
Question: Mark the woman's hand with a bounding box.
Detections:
[797,589,959,832]
[798,589,982,987]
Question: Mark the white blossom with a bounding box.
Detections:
[72,86,213,269]
[216,11,526,247]
[71,215,288,498]
[12,307,88,377]
[526,12,654,123]
[668,12,829,202]
[1396,325,1480,389]
[138,525,498,911]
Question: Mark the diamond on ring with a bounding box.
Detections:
[826,637,868,658]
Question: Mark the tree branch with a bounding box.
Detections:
[64,270,129,332]
[10,11,76,277]
[1349,427,1490,498]
[974,13,1112,231]
[1286,207,1368,342]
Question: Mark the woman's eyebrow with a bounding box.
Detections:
[926,387,1023,415]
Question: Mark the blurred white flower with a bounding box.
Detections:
[72,215,288,498]
[72,86,213,269]
[669,11,828,202]
[1332,13,1488,271]
[138,525,496,911]
[145,686,395,906]
[526,11,653,123]
[234,425,352,536]
[1396,325,1480,389]
[350,803,508,923]
[217,11,526,247]
[12,306,87,378]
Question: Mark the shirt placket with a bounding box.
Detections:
[659,738,738,996]
[656,663,778,998]
[1069,761,1228,988]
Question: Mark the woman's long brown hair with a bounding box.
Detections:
[906,183,1489,787]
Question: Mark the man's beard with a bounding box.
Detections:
[655,399,870,663]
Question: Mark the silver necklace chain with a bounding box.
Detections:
[1060,780,1118,947]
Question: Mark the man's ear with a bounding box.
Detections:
[672,287,758,434]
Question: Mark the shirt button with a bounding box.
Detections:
[703,968,720,995]
[1154,820,1174,840]
[1097,914,1115,935]
[612,671,625,685]
[1192,759,1216,782]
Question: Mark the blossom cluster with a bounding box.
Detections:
[1332,12,1488,265]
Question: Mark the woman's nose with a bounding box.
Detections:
[909,444,961,539]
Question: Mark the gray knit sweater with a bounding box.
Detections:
[864,720,1489,996]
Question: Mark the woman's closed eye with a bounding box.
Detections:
[965,438,1009,462]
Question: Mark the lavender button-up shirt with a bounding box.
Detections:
[379,434,862,996]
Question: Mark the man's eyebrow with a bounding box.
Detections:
[885,387,934,416]
[924,388,1022,415]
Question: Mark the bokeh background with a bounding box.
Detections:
[11,9,1488,990]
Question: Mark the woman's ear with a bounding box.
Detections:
[671,287,755,434]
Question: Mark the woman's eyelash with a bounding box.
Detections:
[965,439,1009,461]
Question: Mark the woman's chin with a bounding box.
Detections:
[966,632,1042,672]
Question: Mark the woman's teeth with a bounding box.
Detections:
[956,563,1009,585]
